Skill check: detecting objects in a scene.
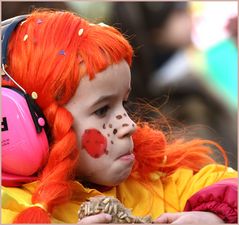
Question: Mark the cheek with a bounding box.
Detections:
[81,129,108,158]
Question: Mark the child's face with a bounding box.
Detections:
[65,60,136,186]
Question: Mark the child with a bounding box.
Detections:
[1,9,237,224]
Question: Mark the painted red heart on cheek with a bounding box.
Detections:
[82,129,107,158]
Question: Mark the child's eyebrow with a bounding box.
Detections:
[91,88,131,107]
[91,94,116,107]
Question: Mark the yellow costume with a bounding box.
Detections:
[2,164,237,223]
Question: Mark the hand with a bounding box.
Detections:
[154,211,224,224]
[78,213,112,224]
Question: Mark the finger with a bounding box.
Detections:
[78,213,112,224]
[154,213,182,224]
[171,216,191,224]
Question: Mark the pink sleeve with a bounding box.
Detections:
[184,178,238,223]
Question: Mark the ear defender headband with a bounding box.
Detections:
[1,15,49,186]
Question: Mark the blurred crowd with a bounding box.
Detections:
[2,1,237,169]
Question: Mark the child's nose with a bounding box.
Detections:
[116,114,137,139]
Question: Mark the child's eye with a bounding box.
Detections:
[94,105,109,117]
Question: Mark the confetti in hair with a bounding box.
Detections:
[78,28,84,36]
[23,34,28,41]
[58,50,66,56]
[98,22,109,27]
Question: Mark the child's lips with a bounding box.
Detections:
[117,152,135,161]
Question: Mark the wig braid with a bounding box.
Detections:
[41,104,78,178]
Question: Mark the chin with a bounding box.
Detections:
[110,165,133,186]
[85,161,134,187]
[96,165,132,187]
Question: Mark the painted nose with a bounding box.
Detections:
[116,114,137,139]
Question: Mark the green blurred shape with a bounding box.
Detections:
[205,38,238,109]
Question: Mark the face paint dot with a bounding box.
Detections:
[111,140,114,144]
[113,129,117,135]
[122,123,129,127]
[132,124,135,127]
[23,34,28,41]
[116,115,122,120]
[107,134,110,137]
[78,28,84,36]
[109,124,112,128]
[103,124,106,129]
[105,150,109,155]
[123,113,127,117]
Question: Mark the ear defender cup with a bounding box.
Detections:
[1,15,50,187]
[2,87,49,186]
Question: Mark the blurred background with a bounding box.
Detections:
[2,1,238,169]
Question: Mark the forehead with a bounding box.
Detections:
[72,60,131,105]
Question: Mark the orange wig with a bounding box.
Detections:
[4,9,227,223]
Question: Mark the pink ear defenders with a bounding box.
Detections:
[1,15,50,186]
